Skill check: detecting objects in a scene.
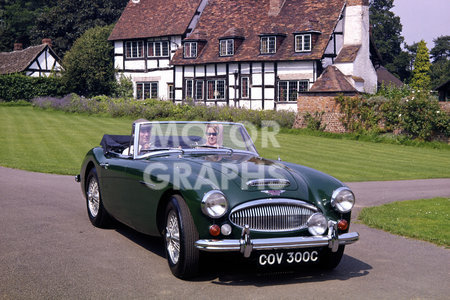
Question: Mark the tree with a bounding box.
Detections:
[369,0,404,69]
[410,40,432,91]
[61,24,115,97]
[31,0,127,57]
[430,35,449,63]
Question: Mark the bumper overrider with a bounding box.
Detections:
[195,221,359,258]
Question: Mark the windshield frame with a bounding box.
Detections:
[133,121,258,159]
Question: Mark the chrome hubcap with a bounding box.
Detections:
[87,178,99,217]
[166,210,180,264]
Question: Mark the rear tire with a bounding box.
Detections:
[164,195,199,279]
[319,245,345,270]
[85,168,112,228]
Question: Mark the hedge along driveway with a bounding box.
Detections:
[1,106,449,181]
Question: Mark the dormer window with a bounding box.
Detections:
[260,36,276,54]
[219,39,234,56]
[184,42,197,58]
[295,34,312,52]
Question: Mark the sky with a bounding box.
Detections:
[391,0,450,49]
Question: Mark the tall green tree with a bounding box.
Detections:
[410,40,432,91]
[61,24,115,97]
[430,35,449,63]
[369,0,404,68]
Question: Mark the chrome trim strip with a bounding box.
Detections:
[195,232,359,252]
[246,178,290,187]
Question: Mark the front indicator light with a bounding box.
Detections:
[338,219,348,231]
[307,213,328,236]
[209,224,220,237]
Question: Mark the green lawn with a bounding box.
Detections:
[1,106,449,181]
[358,198,450,247]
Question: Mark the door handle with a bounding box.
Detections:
[100,163,109,169]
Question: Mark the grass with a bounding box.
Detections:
[358,198,450,247]
[0,105,449,181]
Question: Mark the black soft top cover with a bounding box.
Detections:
[100,135,131,154]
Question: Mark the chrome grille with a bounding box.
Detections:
[246,179,290,188]
[229,199,318,232]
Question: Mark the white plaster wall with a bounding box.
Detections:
[114,41,124,54]
[195,65,205,76]
[124,60,146,70]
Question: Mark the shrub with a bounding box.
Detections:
[304,112,326,131]
[0,74,64,102]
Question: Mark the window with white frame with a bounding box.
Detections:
[148,41,169,57]
[207,79,226,100]
[136,82,158,99]
[125,41,144,58]
[219,39,234,56]
[260,36,276,54]
[184,42,197,58]
[241,77,249,98]
[295,34,312,52]
[195,80,204,100]
[278,80,309,101]
[185,79,194,99]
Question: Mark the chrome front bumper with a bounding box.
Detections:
[195,223,359,258]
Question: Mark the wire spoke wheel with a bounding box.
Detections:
[87,177,100,217]
[166,210,181,264]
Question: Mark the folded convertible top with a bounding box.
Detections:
[100,135,131,154]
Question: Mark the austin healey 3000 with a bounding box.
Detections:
[76,121,359,279]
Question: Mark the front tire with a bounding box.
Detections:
[164,195,199,279]
[85,168,112,228]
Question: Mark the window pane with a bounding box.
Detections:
[162,41,169,56]
[241,77,249,98]
[288,81,298,101]
[217,80,225,99]
[195,80,203,100]
[220,40,226,56]
[139,41,144,57]
[303,35,311,51]
[207,81,214,99]
[155,42,161,56]
[132,41,137,57]
[184,43,190,57]
[148,42,154,57]
[261,37,268,53]
[278,81,288,101]
[186,80,193,98]
[268,37,276,53]
[151,82,158,98]
[298,80,309,92]
[191,43,197,57]
[227,40,234,55]
[137,83,143,99]
[143,83,151,99]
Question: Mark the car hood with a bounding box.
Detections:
[181,152,308,195]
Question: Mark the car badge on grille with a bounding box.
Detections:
[261,190,286,196]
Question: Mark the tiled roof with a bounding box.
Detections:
[376,66,403,87]
[335,45,361,63]
[108,0,203,41]
[171,0,346,65]
[0,44,47,75]
[309,65,358,93]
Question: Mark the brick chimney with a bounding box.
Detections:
[42,38,52,47]
[268,0,286,16]
[14,43,23,51]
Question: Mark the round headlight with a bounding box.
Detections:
[201,191,228,218]
[307,213,328,236]
[331,187,355,213]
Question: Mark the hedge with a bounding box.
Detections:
[0,74,65,102]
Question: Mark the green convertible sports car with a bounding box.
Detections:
[76,121,359,279]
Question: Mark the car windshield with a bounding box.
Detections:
[134,122,257,157]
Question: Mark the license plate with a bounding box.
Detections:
[258,250,319,266]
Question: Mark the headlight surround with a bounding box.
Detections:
[307,213,328,236]
[201,190,228,218]
[331,187,355,213]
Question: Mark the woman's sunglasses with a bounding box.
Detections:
[207,132,217,136]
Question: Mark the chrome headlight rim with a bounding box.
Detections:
[307,213,328,236]
[331,187,355,213]
[201,190,228,219]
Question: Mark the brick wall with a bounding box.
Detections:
[295,95,348,133]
